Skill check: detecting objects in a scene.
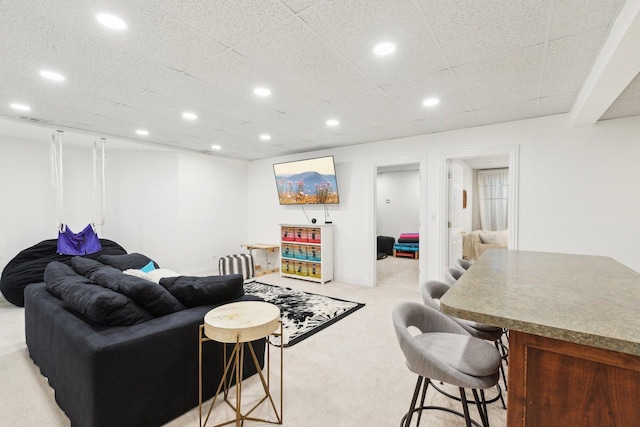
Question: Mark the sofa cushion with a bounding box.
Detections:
[479,231,502,245]
[159,274,245,308]
[495,229,508,245]
[72,257,185,317]
[98,253,159,270]
[44,261,153,325]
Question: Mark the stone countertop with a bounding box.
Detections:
[440,250,640,356]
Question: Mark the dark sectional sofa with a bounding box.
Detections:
[20,250,265,427]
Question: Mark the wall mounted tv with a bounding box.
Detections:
[273,155,340,205]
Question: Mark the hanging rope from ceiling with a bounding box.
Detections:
[49,130,107,255]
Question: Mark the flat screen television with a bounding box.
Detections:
[273,155,340,205]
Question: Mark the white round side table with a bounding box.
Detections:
[198,301,283,427]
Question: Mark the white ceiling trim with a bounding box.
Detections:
[570,0,640,126]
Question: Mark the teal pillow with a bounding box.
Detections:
[140,261,156,273]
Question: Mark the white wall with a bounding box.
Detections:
[247,114,640,286]
[3,113,640,286]
[0,123,248,275]
[376,170,420,240]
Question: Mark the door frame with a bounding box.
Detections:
[438,145,519,280]
[370,157,428,288]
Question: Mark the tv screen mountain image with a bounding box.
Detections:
[273,156,340,205]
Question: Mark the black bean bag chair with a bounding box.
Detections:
[0,238,126,307]
[377,236,395,260]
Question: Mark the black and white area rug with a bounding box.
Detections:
[244,282,365,347]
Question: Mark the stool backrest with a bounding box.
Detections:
[444,267,464,285]
[420,280,451,310]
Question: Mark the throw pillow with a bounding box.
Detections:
[479,231,502,245]
[140,260,156,273]
[98,253,160,270]
[159,274,245,308]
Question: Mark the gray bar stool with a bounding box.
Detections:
[392,302,501,427]
[421,280,507,408]
[455,258,473,271]
[444,267,465,285]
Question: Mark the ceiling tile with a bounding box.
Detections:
[383,69,470,116]
[329,88,414,129]
[419,0,549,66]
[455,46,543,110]
[281,0,321,13]
[298,0,448,86]
[549,0,624,40]
[158,0,293,48]
[541,27,608,97]
[474,99,539,126]
[536,93,577,117]
[419,111,480,134]
[187,51,323,113]
[234,17,376,102]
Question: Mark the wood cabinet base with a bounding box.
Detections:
[508,331,640,426]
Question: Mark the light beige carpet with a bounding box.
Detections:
[0,273,507,427]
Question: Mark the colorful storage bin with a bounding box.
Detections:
[295,261,308,276]
[294,244,307,260]
[281,227,295,242]
[281,258,295,274]
[308,228,321,243]
[294,227,308,242]
[308,262,321,279]
[307,245,321,262]
[281,243,295,259]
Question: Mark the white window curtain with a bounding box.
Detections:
[477,168,509,231]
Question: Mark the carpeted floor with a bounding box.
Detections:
[0,273,507,427]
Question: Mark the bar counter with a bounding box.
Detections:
[440,250,640,427]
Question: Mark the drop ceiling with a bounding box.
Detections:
[0,0,638,161]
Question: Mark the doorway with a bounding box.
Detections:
[374,162,421,289]
[439,147,519,279]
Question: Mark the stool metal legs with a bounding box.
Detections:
[400,376,488,427]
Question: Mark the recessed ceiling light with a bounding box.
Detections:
[210,144,222,150]
[260,134,271,141]
[10,103,31,111]
[182,112,197,120]
[422,97,440,107]
[374,42,396,56]
[326,119,339,127]
[253,87,271,97]
[136,129,149,136]
[40,70,65,81]
[96,13,127,30]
